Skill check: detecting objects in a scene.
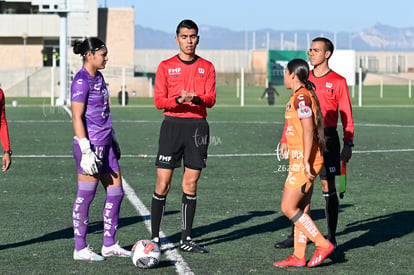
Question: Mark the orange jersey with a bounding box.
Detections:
[284,87,323,190]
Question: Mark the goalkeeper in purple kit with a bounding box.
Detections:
[71,37,130,261]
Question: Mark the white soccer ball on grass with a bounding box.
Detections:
[131,239,161,269]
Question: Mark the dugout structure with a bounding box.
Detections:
[268,50,308,85]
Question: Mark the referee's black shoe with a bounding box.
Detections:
[274,235,294,249]
[180,237,208,253]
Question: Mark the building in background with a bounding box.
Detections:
[0,0,136,99]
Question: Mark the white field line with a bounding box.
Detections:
[61,106,192,275]
[122,178,194,275]
[8,118,414,128]
[13,148,414,159]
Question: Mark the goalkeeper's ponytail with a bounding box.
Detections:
[72,37,106,61]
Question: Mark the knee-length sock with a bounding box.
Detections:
[181,193,197,241]
[293,226,308,259]
[151,192,166,240]
[103,185,124,247]
[323,191,339,242]
[291,210,329,249]
[73,181,98,251]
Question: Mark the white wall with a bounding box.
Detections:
[329,50,356,86]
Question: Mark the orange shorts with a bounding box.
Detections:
[284,161,323,193]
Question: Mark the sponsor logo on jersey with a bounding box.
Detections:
[329,166,336,173]
[94,83,101,90]
[325,82,334,93]
[76,79,83,85]
[297,94,305,103]
[286,125,294,136]
[298,106,312,119]
[168,67,181,75]
[72,90,83,98]
[198,67,205,76]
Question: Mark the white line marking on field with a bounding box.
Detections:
[63,106,72,117]
[355,123,414,128]
[122,177,194,275]
[12,148,414,158]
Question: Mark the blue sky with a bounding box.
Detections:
[98,0,413,33]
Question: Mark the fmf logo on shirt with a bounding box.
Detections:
[168,67,181,75]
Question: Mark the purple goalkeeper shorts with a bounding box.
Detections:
[73,141,120,175]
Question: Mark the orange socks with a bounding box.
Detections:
[291,210,329,249]
[293,226,308,259]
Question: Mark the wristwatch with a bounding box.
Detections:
[3,150,12,155]
[344,141,354,147]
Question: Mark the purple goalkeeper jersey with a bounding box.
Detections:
[71,67,112,145]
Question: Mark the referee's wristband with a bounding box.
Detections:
[344,141,354,147]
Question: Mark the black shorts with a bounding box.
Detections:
[319,127,341,180]
[155,116,209,170]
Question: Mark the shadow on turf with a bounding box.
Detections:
[163,208,336,249]
[329,210,414,265]
[0,211,179,251]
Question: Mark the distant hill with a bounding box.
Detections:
[135,23,414,51]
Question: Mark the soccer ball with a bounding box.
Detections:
[131,239,161,269]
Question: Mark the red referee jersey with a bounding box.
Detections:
[0,89,10,151]
[309,70,354,142]
[154,55,216,118]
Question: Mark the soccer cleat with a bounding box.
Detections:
[152,237,161,247]
[179,237,209,253]
[74,245,105,261]
[274,236,294,249]
[273,255,306,267]
[328,237,337,249]
[101,241,131,257]
[307,241,335,267]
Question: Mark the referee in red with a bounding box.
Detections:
[150,19,216,253]
[275,37,354,249]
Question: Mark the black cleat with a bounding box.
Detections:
[274,236,294,249]
[180,238,208,253]
[152,237,161,247]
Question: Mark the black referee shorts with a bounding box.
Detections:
[319,127,341,180]
[155,116,209,170]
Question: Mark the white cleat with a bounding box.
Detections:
[101,241,131,257]
[74,245,105,262]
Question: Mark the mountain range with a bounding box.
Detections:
[135,23,414,52]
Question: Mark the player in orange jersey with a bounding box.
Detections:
[273,59,334,268]
[275,37,354,249]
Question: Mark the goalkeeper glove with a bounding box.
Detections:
[75,137,102,175]
[112,130,121,160]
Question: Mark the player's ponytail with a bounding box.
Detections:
[309,88,326,152]
[287,59,326,152]
[72,37,105,59]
